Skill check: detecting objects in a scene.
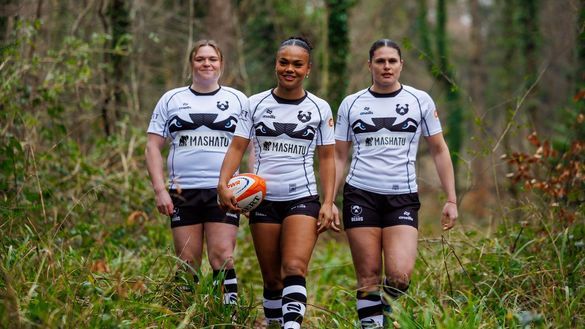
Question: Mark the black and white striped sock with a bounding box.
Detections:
[212,268,238,305]
[356,290,384,328]
[263,288,283,327]
[282,275,307,329]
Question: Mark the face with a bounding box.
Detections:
[191,45,222,84]
[368,46,403,90]
[275,46,311,91]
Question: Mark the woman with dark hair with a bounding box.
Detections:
[333,39,458,328]
[146,40,247,304]
[218,36,336,328]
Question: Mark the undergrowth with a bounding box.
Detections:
[1,17,583,329]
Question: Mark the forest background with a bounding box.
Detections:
[0,0,583,328]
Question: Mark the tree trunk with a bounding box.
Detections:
[436,0,463,176]
[518,0,540,127]
[325,0,354,112]
[205,0,238,85]
[467,0,492,217]
[109,0,130,121]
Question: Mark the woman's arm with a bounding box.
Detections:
[217,136,250,212]
[317,144,336,233]
[145,133,173,215]
[425,133,458,230]
[333,140,351,196]
[331,140,352,231]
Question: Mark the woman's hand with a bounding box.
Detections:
[317,202,333,234]
[441,201,458,230]
[330,203,342,232]
[217,183,240,213]
[155,188,174,216]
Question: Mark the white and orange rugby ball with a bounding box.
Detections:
[227,173,266,212]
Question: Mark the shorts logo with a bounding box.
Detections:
[396,104,409,115]
[171,209,181,222]
[254,211,267,217]
[297,110,312,123]
[226,212,238,218]
[291,203,307,210]
[350,205,364,222]
[217,101,229,111]
[398,211,414,221]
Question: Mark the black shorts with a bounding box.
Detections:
[342,184,420,229]
[249,195,321,224]
[169,189,240,228]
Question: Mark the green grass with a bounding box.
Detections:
[1,206,583,328]
[0,127,582,328]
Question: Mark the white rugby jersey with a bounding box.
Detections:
[148,86,248,189]
[235,89,335,201]
[335,85,442,194]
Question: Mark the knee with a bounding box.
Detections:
[208,247,234,270]
[385,268,412,286]
[356,270,382,291]
[281,259,308,277]
[176,251,201,268]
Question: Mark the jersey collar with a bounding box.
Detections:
[368,85,403,98]
[189,86,221,96]
[271,89,307,105]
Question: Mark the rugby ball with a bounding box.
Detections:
[227,173,266,212]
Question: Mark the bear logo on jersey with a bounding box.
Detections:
[179,135,189,146]
[217,101,229,111]
[365,137,373,146]
[297,110,312,123]
[396,104,409,115]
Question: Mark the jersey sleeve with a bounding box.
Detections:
[420,92,442,136]
[234,97,252,140]
[334,96,352,141]
[317,101,335,145]
[147,94,169,138]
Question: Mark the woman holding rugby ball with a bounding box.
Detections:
[218,36,336,329]
[333,39,458,328]
[146,40,247,305]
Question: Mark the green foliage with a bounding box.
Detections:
[325,0,356,112]
[1,8,584,329]
[414,0,464,173]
